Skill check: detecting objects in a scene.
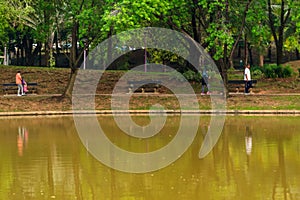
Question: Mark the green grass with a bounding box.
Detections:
[0,64,69,70]
[228,95,300,110]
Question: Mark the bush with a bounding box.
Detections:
[251,66,264,79]
[282,66,293,78]
[262,64,292,78]
[263,64,276,78]
[182,70,195,81]
[274,65,284,77]
[182,70,201,82]
[252,68,264,79]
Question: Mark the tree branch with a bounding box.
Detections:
[268,0,278,44]
[229,0,253,67]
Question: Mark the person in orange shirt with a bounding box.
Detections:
[16,71,24,96]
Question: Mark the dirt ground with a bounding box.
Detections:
[0,60,299,112]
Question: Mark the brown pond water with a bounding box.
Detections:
[0,115,299,200]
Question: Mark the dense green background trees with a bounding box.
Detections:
[0,0,299,91]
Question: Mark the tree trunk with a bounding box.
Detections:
[107,27,113,70]
[39,46,42,66]
[268,46,272,62]
[63,68,78,98]
[44,42,49,67]
[216,59,229,95]
[259,54,264,67]
[23,34,33,66]
[276,33,284,65]
[244,37,248,64]
[48,32,55,67]
[70,22,78,69]
[228,0,252,68]
[248,45,253,65]
[63,21,82,98]
[191,4,199,43]
[16,46,20,66]
[32,42,42,66]
[21,44,24,65]
[268,0,291,65]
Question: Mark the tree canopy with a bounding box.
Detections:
[0,0,299,83]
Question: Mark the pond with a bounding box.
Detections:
[0,115,300,200]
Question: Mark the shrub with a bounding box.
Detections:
[182,70,195,81]
[263,64,276,78]
[282,66,293,78]
[252,68,264,79]
[251,66,263,78]
[182,70,201,82]
[262,64,292,78]
[274,65,284,77]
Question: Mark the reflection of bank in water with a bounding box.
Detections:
[17,127,29,156]
[245,126,252,155]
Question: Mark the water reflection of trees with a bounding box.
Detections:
[0,117,80,199]
[0,116,300,199]
[211,117,300,200]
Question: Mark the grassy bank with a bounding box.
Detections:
[0,63,299,112]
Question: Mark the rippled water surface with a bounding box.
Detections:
[0,115,300,200]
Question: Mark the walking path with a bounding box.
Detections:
[0,109,299,117]
[228,92,300,96]
[2,92,300,97]
[1,93,299,117]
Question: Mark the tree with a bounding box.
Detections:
[2,0,47,66]
[2,0,298,96]
[62,0,114,97]
[0,0,11,46]
[102,0,255,92]
[267,0,291,65]
[243,0,271,66]
[286,0,300,59]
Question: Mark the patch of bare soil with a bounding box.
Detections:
[0,67,70,94]
[0,60,299,112]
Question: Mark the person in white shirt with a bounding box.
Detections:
[244,63,252,94]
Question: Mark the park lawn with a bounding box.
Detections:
[226,95,300,110]
[0,94,300,112]
[0,64,299,112]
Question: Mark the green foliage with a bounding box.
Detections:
[251,66,264,79]
[251,64,293,79]
[246,0,271,53]
[262,64,293,78]
[284,0,300,52]
[285,35,300,52]
[167,69,201,83]
[148,49,181,66]
[263,65,276,78]
[282,66,293,78]
[182,70,201,82]
[0,0,299,86]
[0,1,12,44]
[205,22,234,60]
